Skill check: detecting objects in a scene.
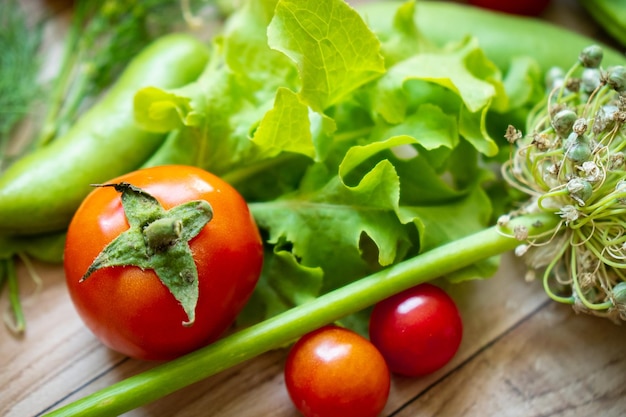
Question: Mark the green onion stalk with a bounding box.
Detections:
[45,45,626,416]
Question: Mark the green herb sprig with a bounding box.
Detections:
[0,0,43,170]
[36,0,199,147]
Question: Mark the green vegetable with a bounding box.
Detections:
[0,33,210,236]
[359,0,626,73]
[0,233,66,264]
[580,0,626,48]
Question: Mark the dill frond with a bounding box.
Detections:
[0,0,44,170]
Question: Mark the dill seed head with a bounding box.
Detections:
[566,178,592,205]
[551,109,577,137]
[607,66,626,92]
[579,44,604,69]
[504,125,522,144]
[501,45,626,322]
[562,132,592,164]
[581,68,602,93]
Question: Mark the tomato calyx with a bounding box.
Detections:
[80,182,213,327]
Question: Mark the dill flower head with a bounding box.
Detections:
[502,45,626,322]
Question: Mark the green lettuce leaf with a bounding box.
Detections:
[238,248,324,326]
[360,0,435,67]
[267,0,386,111]
[250,158,409,282]
[368,36,506,157]
[251,87,316,159]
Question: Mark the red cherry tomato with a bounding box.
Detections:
[369,283,463,377]
[64,165,263,360]
[467,0,551,16]
[284,325,390,417]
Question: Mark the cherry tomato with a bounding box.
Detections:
[284,325,390,417]
[64,165,263,360]
[369,283,463,377]
[467,0,551,16]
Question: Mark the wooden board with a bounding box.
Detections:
[2,0,626,416]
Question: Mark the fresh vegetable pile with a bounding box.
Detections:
[1,0,626,415]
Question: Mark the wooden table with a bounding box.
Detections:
[2,1,626,416]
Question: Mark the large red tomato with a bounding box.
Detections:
[284,325,390,417]
[64,165,263,360]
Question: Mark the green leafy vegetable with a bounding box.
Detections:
[267,0,386,111]
[134,0,527,328]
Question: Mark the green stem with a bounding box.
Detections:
[35,0,96,147]
[51,64,94,140]
[4,258,26,333]
[45,213,557,417]
[569,244,614,310]
[35,26,81,147]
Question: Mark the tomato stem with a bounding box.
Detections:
[79,182,213,327]
[143,218,184,252]
[44,213,558,417]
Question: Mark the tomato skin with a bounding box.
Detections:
[64,165,263,361]
[284,326,390,417]
[467,0,551,16]
[369,283,463,377]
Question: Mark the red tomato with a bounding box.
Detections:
[64,165,263,360]
[284,326,390,417]
[467,0,551,16]
[369,283,463,377]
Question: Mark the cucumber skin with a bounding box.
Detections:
[359,1,626,72]
[0,33,210,235]
[580,0,626,48]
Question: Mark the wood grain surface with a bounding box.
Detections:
[2,1,626,416]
